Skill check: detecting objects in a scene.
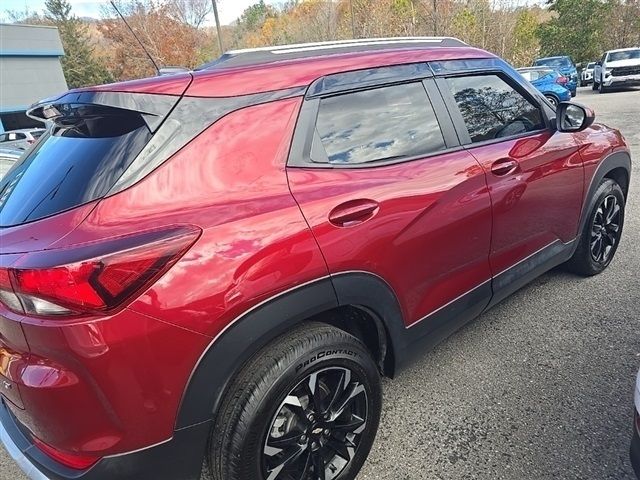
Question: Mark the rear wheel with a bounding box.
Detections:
[209,322,382,480]
[544,94,559,107]
[565,178,625,276]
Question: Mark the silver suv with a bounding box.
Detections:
[593,47,640,93]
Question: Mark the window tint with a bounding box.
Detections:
[0,105,151,227]
[445,75,545,143]
[314,82,446,165]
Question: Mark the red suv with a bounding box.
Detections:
[0,38,631,480]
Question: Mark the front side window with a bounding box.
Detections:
[445,74,545,143]
[314,82,446,165]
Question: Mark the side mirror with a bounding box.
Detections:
[556,102,595,132]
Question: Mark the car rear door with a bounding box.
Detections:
[433,60,584,305]
[287,64,493,336]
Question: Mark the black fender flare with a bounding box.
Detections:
[175,271,406,429]
[575,150,631,251]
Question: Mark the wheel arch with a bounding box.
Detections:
[577,150,631,242]
[175,272,405,429]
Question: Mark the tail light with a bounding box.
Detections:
[32,436,100,470]
[0,226,200,318]
[556,76,569,85]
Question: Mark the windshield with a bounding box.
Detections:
[0,105,152,227]
[608,50,640,62]
[535,57,572,68]
[587,62,595,69]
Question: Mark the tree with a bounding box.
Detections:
[537,0,610,64]
[169,0,212,29]
[44,0,112,88]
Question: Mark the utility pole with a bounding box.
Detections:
[350,0,356,39]
[211,0,224,55]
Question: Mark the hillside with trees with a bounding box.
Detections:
[7,0,640,87]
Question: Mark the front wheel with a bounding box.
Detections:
[565,178,625,276]
[209,322,382,480]
[598,80,608,94]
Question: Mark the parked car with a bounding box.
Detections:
[0,128,45,150]
[593,47,640,93]
[517,67,572,106]
[533,55,578,96]
[580,62,596,86]
[0,148,22,179]
[0,37,632,480]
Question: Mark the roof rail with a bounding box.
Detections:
[195,37,468,71]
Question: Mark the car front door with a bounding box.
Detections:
[287,65,494,346]
[436,68,584,304]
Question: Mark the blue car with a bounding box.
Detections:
[533,56,578,97]
[517,67,572,107]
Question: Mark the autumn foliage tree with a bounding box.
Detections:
[98,0,207,80]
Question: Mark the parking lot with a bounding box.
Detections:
[1,86,639,480]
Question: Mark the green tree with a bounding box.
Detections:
[44,0,112,88]
[538,0,610,64]
[512,9,540,66]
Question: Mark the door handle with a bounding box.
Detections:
[328,199,379,227]
[491,158,519,176]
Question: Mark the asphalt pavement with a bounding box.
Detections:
[1,86,639,480]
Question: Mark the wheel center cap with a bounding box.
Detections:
[311,426,324,436]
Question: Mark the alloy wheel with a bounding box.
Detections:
[263,367,369,480]
[591,194,621,264]
[545,95,558,107]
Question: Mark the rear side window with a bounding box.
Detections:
[314,82,446,165]
[0,105,151,227]
[445,75,545,143]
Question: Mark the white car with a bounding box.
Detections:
[593,47,640,93]
[580,62,596,86]
[0,128,45,150]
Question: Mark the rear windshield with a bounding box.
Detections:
[0,104,151,227]
[608,50,640,62]
[534,57,572,68]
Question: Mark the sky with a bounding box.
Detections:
[1,0,279,25]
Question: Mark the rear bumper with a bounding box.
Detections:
[0,399,210,480]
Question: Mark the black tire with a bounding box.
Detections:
[565,178,625,276]
[544,94,559,107]
[598,81,607,94]
[209,322,382,480]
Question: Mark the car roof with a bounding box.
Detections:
[606,47,640,53]
[2,128,44,134]
[196,37,469,70]
[518,66,554,71]
[66,37,492,98]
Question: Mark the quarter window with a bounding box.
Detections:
[445,75,545,143]
[314,82,446,165]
